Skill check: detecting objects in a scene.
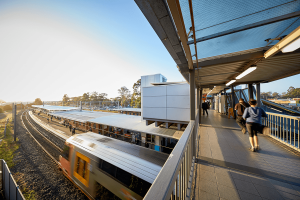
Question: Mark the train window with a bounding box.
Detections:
[93,124,96,129]
[115,168,132,187]
[61,145,70,161]
[101,160,116,177]
[74,152,90,186]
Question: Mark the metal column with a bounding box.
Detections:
[197,87,200,113]
[256,83,261,107]
[199,89,203,124]
[80,101,82,111]
[231,85,236,119]
[189,70,195,121]
[248,84,253,99]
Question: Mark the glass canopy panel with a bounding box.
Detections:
[179,0,300,40]
[189,18,300,59]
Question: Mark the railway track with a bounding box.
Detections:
[21,111,65,164]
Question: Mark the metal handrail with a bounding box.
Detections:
[264,112,299,151]
[143,110,199,200]
[1,159,25,200]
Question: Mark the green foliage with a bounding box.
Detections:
[130,79,141,108]
[118,86,131,107]
[0,124,19,168]
[2,104,12,111]
[286,86,300,98]
[33,98,42,105]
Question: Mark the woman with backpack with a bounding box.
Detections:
[242,99,267,152]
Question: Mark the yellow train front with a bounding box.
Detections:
[59,132,168,200]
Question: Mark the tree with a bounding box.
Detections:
[62,94,70,102]
[131,79,141,108]
[272,92,280,98]
[118,86,131,107]
[81,92,90,101]
[34,98,43,105]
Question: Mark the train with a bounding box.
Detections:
[59,132,168,200]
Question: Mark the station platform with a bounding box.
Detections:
[193,110,300,200]
[33,112,85,138]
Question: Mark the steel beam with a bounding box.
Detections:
[194,51,264,68]
[188,11,300,45]
[167,0,194,69]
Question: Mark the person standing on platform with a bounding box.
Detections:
[69,124,72,132]
[234,98,249,134]
[72,127,75,135]
[202,101,208,116]
[242,99,267,152]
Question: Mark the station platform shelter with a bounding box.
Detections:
[134,0,300,199]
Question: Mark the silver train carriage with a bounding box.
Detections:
[59,132,168,200]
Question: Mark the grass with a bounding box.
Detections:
[14,172,37,200]
[0,120,36,199]
[0,124,19,168]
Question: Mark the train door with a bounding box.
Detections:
[74,152,90,187]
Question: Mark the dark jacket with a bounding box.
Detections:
[234,102,249,116]
[202,102,208,110]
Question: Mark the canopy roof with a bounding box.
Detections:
[135,0,300,93]
[32,105,79,111]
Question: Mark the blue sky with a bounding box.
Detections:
[0,0,299,102]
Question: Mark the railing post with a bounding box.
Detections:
[256,83,261,107]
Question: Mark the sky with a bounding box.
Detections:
[0,0,299,102]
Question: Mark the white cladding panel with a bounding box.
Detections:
[167,84,189,96]
[143,86,166,97]
[143,83,192,122]
[167,108,189,121]
[143,96,166,107]
[143,108,166,119]
[167,96,190,109]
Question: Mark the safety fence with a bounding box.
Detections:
[143,110,199,200]
[0,159,25,200]
[263,112,300,151]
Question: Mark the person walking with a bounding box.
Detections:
[69,124,72,132]
[202,101,208,116]
[72,127,75,135]
[242,99,267,152]
[234,98,249,134]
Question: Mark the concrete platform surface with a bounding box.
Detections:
[192,110,300,200]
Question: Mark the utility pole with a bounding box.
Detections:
[14,104,17,141]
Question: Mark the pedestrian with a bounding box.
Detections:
[89,127,92,132]
[51,116,53,121]
[242,99,267,152]
[202,101,208,116]
[72,127,75,135]
[69,124,72,132]
[47,118,49,123]
[234,98,249,134]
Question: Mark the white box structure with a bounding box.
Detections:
[142,82,194,123]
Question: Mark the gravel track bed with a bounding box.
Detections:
[27,113,65,149]
[22,113,62,161]
[12,111,88,199]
